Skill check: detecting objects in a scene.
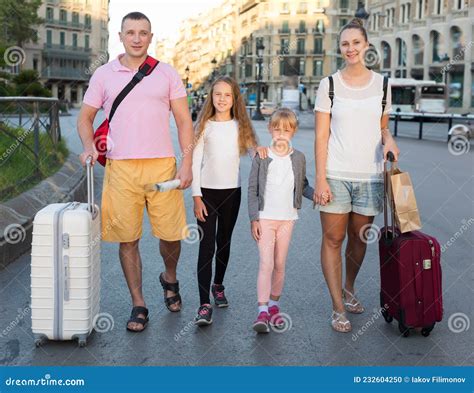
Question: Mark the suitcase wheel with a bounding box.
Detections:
[381,308,393,323]
[421,324,435,337]
[34,334,47,347]
[398,322,410,337]
[77,337,87,347]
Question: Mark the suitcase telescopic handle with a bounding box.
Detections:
[85,156,95,215]
[383,151,396,239]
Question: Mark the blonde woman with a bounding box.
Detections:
[314,18,400,333]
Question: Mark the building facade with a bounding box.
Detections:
[366,0,473,111]
[158,0,360,107]
[23,0,109,107]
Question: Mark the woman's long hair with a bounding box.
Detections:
[194,76,257,155]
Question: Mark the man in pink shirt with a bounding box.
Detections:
[77,12,193,332]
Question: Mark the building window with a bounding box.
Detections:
[382,41,391,69]
[314,37,323,54]
[340,18,348,28]
[33,58,38,71]
[434,0,442,14]
[298,20,306,33]
[406,3,411,19]
[455,0,464,9]
[72,12,79,24]
[297,2,307,14]
[416,0,424,19]
[339,0,349,9]
[60,31,65,46]
[431,31,441,62]
[280,38,290,54]
[412,35,424,65]
[299,59,305,75]
[72,33,78,48]
[313,60,323,76]
[396,38,407,66]
[281,2,289,14]
[297,38,305,54]
[46,30,52,45]
[315,19,324,34]
[85,14,91,28]
[245,63,252,77]
[85,35,90,49]
[281,20,289,33]
[280,60,285,76]
[46,7,53,21]
[60,9,67,22]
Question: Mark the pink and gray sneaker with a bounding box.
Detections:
[252,312,270,333]
[268,305,285,328]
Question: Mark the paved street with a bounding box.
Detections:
[0,109,472,366]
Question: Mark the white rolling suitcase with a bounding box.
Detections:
[31,157,100,347]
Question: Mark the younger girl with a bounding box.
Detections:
[192,76,258,326]
[248,108,314,333]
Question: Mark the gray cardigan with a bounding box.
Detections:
[248,149,315,222]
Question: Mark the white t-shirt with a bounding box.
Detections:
[314,70,392,182]
[192,119,241,197]
[259,149,298,221]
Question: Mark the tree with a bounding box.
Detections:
[0,0,43,47]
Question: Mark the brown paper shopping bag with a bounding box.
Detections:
[389,168,422,233]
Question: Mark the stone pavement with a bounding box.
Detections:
[0,109,472,366]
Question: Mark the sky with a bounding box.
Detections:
[108,0,222,58]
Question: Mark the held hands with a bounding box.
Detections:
[193,196,208,222]
[313,179,333,206]
[251,220,262,241]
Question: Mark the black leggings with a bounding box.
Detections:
[197,187,241,305]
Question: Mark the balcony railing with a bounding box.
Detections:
[43,44,92,60]
[41,67,89,81]
[278,28,291,34]
[45,18,84,30]
[295,28,307,34]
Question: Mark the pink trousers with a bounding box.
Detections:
[257,219,295,304]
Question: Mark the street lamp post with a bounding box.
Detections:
[185,65,190,89]
[211,57,218,82]
[252,38,265,121]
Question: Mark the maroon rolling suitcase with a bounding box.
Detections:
[378,152,443,337]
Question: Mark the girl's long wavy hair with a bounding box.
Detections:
[194,76,257,155]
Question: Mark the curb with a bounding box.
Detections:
[0,154,87,269]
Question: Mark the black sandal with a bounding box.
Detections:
[159,272,182,312]
[126,306,149,332]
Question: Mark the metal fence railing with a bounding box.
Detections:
[0,97,62,179]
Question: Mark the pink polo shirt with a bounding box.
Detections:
[83,54,187,159]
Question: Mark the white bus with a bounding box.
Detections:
[390,78,448,114]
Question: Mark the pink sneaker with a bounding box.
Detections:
[252,312,270,333]
[268,305,285,328]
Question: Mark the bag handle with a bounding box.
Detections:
[383,151,397,239]
[108,56,159,122]
[328,75,334,110]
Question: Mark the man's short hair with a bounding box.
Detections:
[121,12,151,31]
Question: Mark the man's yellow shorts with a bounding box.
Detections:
[101,157,188,243]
